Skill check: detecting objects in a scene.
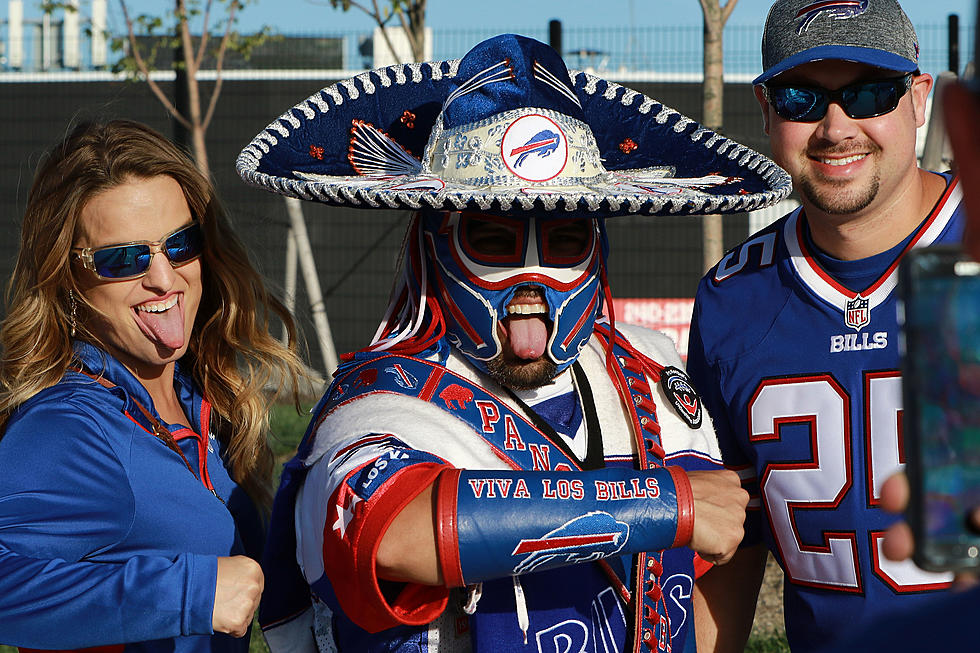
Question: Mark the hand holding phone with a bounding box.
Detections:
[899,245,980,572]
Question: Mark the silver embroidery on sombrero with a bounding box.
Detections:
[533,60,581,108]
[444,59,515,111]
[346,120,423,178]
[295,105,746,204]
[236,56,793,216]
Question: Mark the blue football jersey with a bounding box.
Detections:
[687,175,964,651]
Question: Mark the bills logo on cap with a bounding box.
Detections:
[660,366,702,429]
[795,0,869,33]
[845,294,870,331]
[511,511,628,574]
[501,114,568,182]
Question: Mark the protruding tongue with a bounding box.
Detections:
[135,302,185,350]
[506,315,549,360]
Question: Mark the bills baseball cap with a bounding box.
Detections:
[754,0,920,85]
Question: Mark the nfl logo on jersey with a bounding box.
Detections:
[845,295,870,331]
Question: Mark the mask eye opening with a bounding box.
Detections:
[459,212,527,265]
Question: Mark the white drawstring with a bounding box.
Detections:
[462,582,483,615]
[513,575,530,644]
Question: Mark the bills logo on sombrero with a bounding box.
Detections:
[501,114,568,183]
[795,0,869,33]
[511,511,629,574]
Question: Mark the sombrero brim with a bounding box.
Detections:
[237,60,791,217]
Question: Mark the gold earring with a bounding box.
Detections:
[69,289,77,338]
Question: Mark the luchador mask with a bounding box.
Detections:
[421,208,606,376]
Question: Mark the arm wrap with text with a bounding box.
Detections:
[435,466,693,587]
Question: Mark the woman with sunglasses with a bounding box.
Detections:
[0,120,309,652]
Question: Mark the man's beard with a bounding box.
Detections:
[799,173,880,215]
[485,354,558,391]
[798,146,881,215]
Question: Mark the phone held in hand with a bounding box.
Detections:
[899,245,980,572]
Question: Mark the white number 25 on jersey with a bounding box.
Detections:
[749,373,952,592]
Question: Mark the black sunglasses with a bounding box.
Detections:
[72,222,204,280]
[763,74,914,122]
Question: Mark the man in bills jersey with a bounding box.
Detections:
[826,51,980,653]
[687,0,965,651]
[237,34,791,653]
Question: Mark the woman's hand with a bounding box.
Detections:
[213,555,264,637]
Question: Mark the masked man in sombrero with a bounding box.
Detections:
[239,34,791,653]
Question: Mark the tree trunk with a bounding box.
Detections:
[407,0,426,62]
[700,0,737,273]
[191,123,210,178]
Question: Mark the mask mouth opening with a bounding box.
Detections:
[501,285,552,362]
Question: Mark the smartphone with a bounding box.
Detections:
[899,245,980,572]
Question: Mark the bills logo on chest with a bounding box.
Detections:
[786,212,892,354]
[660,366,702,429]
[830,294,888,352]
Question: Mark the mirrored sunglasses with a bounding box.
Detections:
[763,74,913,122]
[73,222,204,280]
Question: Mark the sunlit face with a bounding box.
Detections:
[75,175,203,379]
[757,61,932,220]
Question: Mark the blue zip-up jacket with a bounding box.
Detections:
[0,342,263,652]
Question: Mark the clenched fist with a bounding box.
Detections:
[213,556,264,638]
[687,469,749,566]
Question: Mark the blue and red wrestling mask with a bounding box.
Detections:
[421,208,607,376]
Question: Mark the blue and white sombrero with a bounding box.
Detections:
[237,33,791,217]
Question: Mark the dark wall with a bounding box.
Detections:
[0,77,769,372]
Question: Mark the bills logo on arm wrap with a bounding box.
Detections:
[434,466,693,587]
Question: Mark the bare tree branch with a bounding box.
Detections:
[202,0,239,130]
[370,0,403,62]
[721,0,738,24]
[328,0,425,63]
[177,0,196,78]
[195,0,214,69]
[119,0,191,130]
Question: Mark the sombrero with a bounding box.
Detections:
[237,33,791,217]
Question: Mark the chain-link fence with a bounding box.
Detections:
[0,18,969,375]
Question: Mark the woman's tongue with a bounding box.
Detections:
[504,314,549,360]
[135,301,186,350]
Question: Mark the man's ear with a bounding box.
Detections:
[910,72,934,128]
[753,85,771,135]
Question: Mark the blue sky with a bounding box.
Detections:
[4,0,976,33]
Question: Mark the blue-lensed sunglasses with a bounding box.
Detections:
[73,222,203,280]
[762,74,914,122]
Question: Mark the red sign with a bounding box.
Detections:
[609,298,695,360]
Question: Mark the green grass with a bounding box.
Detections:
[268,400,317,460]
[745,632,792,652]
[249,617,270,653]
